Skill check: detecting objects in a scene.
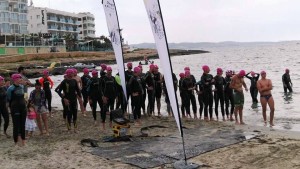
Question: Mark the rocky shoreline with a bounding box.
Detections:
[0,49,209,78]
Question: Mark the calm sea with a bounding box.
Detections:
[29,42,300,132]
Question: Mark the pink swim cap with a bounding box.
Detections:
[83,68,89,74]
[239,70,246,77]
[100,64,107,70]
[217,68,223,74]
[65,69,74,76]
[285,68,289,73]
[0,76,4,82]
[179,73,185,78]
[11,73,22,81]
[154,65,159,69]
[149,64,155,70]
[106,66,112,71]
[92,70,98,76]
[134,67,141,73]
[43,70,49,76]
[72,68,78,74]
[261,70,266,75]
[184,67,190,71]
[251,71,255,76]
[185,70,191,77]
[202,65,210,72]
[127,62,132,68]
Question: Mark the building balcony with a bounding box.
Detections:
[9,0,18,4]
[48,27,58,30]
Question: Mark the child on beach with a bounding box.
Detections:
[25,103,37,138]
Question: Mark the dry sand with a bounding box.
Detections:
[0,110,299,169]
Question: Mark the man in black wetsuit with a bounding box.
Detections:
[87,70,104,127]
[128,67,144,125]
[245,71,260,104]
[101,66,117,128]
[201,65,214,121]
[224,70,234,121]
[56,69,82,133]
[81,68,91,112]
[179,73,186,117]
[282,69,293,93]
[184,67,197,118]
[182,70,197,119]
[144,64,156,116]
[214,68,226,121]
[125,62,134,113]
[153,65,163,116]
[138,65,147,115]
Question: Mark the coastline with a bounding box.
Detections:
[0,48,209,78]
[0,109,299,169]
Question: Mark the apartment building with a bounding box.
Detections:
[27,6,96,40]
[0,0,28,35]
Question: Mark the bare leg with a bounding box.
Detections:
[268,97,275,126]
[42,113,49,135]
[101,122,106,131]
[157,98,161,116]
[234,106,239,124]
[260,97,267,126]
[36,114,43,135]
[239,106,245,125]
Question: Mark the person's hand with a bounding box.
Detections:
[89,99,93,105]
[102,96,108,104]
[63,98,70,106]
[147,86,153,90]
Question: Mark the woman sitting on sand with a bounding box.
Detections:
[29,80,49,136]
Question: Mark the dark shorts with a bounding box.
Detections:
[233,91,244,106]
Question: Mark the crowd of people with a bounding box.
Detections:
[0,63,293,146]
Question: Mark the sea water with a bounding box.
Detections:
[29,41,300,132]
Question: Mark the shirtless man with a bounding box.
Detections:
[72,68,86,116]
[257,71,275,127]
[229,70,248,125]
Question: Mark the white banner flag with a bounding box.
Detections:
[144,0,182,135]
[102,0,127,99]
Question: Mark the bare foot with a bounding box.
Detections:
[264,121,267,126]
[222,117,226,121]
[235,121,240,125]
[270,122,275,127]
[240,121,246,125]
[94,121,97,127]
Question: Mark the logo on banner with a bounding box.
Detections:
[41,10,45,25]
[148,4,164,39]
[109,29,121,46]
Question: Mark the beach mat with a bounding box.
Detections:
[91,125,249,168]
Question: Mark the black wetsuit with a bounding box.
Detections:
[144,71,155,115]
[179,78,185,116]
[153,72,163,99]
[128,75,144,120]
[125,70,134,111]
[163,73,178,114]
[181,76,197,115]
[0,86,9,134]
[81,74,91,109]
[140,72,147,113]
[196,81,204,118]
[214,75,226,118]
[245,73,260,103]
[224,76,234,117]
[115,74,126,113]
[41,77,52,113]
[87,77,103,121]
[201,73,214,119]
[7,84,26,143]
[55,84,67,120]
[56,79,81,130]
[282,73,293,93]
[102,75,117,122]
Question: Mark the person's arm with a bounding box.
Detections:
[6,86,12,103]
[48,77,54,89]
[56,81,64,99]
[75,80,82,98]
[282,74,286,86]
[245,72,251,79]
[29,90,34,103]
[268,80,273,90]
[242,79,248,92]
[257,81,262,93]
[256,74,260,80]
[229,76,236,90]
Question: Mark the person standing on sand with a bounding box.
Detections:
[138,65,147,115]
[153,65,163,116]
[87,70,104,126]
[229,70,248,125]
[144,64,155,116]
[257,71,275,127]
[128,67,143,125]
[125,62,134,113]
[18,66,34,101]
[282,69,293,93]
[39,70,54,117]
[72,68,86,116]
[179,73,186,118]
[7,74,27,146]
[201,65,214,121]
[224,70,234,121]
[181,70,197,119]
[56,69,82,133]
[245,71,260,105]
[0,76,10,138]
[184,67,197,118]
[81,68,91,113]
[214,68,226,121]
[29,80,49,136]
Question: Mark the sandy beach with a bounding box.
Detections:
[0,109,299,169]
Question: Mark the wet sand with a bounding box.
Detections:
[0,109,299,169]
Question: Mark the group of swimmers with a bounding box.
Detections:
[0,63,292,146]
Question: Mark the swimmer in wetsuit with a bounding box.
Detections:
[245,71,260,104]
[282,69,293,93]
[257,71,275,127]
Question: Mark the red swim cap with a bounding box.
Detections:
[239,70,246,77]
[83,68,89,74]
[202,65,210,72]
[217,68,223,74]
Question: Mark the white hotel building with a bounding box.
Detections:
[27,6,95,40]
[0,0,28,35]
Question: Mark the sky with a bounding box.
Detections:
[33,0,300,44]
